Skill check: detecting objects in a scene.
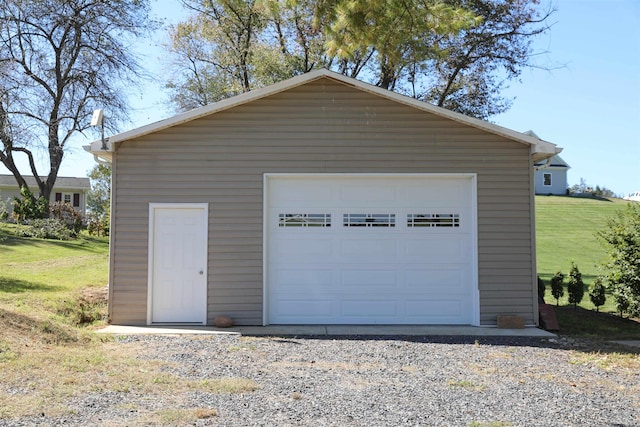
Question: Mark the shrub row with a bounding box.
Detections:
[539,262,630,318]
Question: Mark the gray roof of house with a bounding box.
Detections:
[534,154,570,168]
[0,174,91,190]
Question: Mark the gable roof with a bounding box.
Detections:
[0,174,90,190]
[85,68,561,163]
[534,154,570,169]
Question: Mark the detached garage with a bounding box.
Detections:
[87,69,559,328]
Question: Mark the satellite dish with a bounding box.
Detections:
[90,109,104,126]
[90,109,107,150]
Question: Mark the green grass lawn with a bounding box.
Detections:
[535,195,631,313]
[0,223,109,327]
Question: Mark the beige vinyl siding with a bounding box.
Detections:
[110,77,535,326]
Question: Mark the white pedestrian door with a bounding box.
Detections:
[149,204,208,324]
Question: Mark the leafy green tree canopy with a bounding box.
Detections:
[316,0,479,89]
[166,0,553,119]
[598,203,640,317]
[87,164,111,219]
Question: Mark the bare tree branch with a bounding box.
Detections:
[0,0,155,204]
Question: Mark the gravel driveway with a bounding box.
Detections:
[3,334,639,426]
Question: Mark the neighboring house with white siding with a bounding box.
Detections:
[534,154,570,195]
[86,69,560,329]
[0,175,91,217]
[525,131,570,195]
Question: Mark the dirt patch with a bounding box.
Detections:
[79,286,108,305]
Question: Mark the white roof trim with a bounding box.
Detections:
[86,68,560,160]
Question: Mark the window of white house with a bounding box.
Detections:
[57,193,80,207]
[543,173,552,186]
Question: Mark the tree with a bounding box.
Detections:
[421,0,554,119]
[550,270,564,306]
[87,164,111,216]
[0,0,154,206]
[166,0,553,118]
[87,163,111,236]
[568,178,616,197]
[598,203,640,317]
[316,0,478,90]
[167,0,331,111]
[589,277,606,312]
[567,261,584,308]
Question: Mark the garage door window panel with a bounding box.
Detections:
[407,213,460,228]
[279,213,331,227]
[343,213,395,227]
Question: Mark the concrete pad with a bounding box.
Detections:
[97,324,555,337]
[96,325,240,335]
[229,325,329,336]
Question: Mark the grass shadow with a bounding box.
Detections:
[555,305,640,339]
[0,233,26,247]
[0,231,108,253]
[0,307,83,345]
[0,276,62,293]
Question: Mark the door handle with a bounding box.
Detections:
[199,270,204,275]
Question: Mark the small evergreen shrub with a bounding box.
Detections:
[567,261,585,308]
[589,277,606,312]
[613,290,631,318]
[550,271,565,306]
[537,276,546,303]
[17,218,75,240]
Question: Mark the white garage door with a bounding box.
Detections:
[266,175,477,325]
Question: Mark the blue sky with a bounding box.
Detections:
[493,0,640,197]
[2,0,639,197]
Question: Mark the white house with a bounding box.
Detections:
[526,131,570,196]
[0,174,91,217]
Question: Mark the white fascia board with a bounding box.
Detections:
[83,143,113,163]
[531,141,563,163]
